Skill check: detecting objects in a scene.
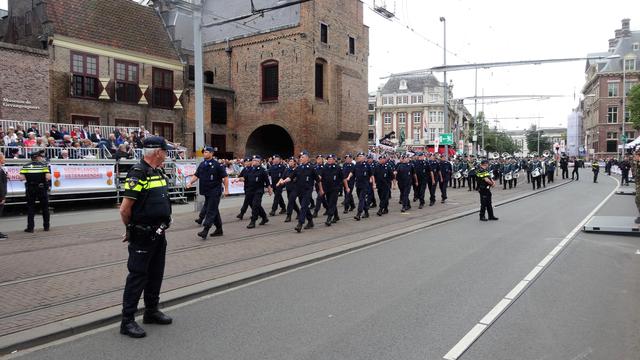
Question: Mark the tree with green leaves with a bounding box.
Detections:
[629,83,640,130]
[524,125,552,154]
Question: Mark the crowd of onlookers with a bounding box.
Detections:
[0,123,186,161]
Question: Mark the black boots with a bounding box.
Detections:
[284,215,292,223]
[197,226,211,239]
[259,217,269,226]
[195,218,203,225]
[210,228,223,237]
[143,310,173,325]
[304,221,314,229]
[247,221,256,229]
[120,318,146,338]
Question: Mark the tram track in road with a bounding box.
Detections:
[0,181,574,331]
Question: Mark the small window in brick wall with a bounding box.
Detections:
[211,99,227,125]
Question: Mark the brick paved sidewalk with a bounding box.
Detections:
[0,178,571,340]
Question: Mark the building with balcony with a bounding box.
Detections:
[155,0,369,158]
[0,0,185,144]
[373,72,470,153]
[581,18,639,158]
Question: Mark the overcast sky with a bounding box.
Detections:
[363,0,640,130]
[2,0,638,130]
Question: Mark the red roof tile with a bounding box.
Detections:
[45,0,179,60]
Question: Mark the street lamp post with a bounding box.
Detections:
[440,16,448,159]
[622,59,627,159]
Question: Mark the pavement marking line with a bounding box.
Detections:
[478,299,511,325]
[441,177,620,360]
[443,324,487,360]
[504,280,529,300]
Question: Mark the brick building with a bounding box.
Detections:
[582,18,639,158]
[0,42,50,121]
[156,0,369,158]
[0,0,186,144]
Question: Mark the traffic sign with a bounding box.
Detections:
[439,133,453,145]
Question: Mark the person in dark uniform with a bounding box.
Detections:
[373,154,393,216]
[467,156,477,191]
[282,157,300,222]
[571,156,580,181]
[119,136,173,338]
[427,153,439,206]
[236,158,252,220]
[439,155,452,203]
[268,155,287,216]
[313,155,328,217]
[620,155,631,186]
[278,151,323,232]
[344,152,375,220]
[19,150,51,233]
[531,157,543,190]
[320,154,343,226]
[366,154,378,209]
[413,152,430,209]
[592,159,600,183]
[187,146,229,239]
[560,156,569,179]
[394,154,417,212]
[476,159,498,221]
[342,154,356,213]
[242,155,272,229]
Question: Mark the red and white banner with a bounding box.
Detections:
[175,163,197,185]
[5,166,25,195]
[50,164,116,193]
[227,176,245,195]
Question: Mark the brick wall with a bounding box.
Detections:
[0,42,50,121]
[191,0,369,158]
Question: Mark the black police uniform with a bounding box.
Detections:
[560,157,569,179]
[467,160,477,191]
[476,167,497,221]
[342,160,356,213]
[373,161,393,214]
[236,162,251,219]
[620,159,631,185]
[282,165,300,220]
[244,163,270,227]
[320,160,343,225]
[351,160,373,219]
[21,154,51,232]
[195,158,227,235]
[592,161,600,183]
[268,160,287,215]
[395,161,414,211]
[439,159,452,202]
[571,159,580,180]
[287,162,320,231]
[427,158,439,205]
[413,158,429,207]
[121,156,172,334]
[313,161,328,216]
[367,159,378,208]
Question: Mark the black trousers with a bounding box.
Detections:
[314,184,328,214]
[325,189,339,219]
[532,176,542,189]
[561,168,569,179]
[439,178,448,200]
[527,171,531,183]
[271,187,286,213]
[479,189,494,219]
[416,178,427,205]
[247,191,267,222]
[468,176,477,191]
[377,185,390,211]
[286,188,300,216]
[198,190,222,229]
[343,182,355,211]
[26,187,49,230]
[572,168,579,180]
[356,186,370,215]
[593,171,599,183]
[428,180,437,202]
[622,170,630,185]
[399,182,411,209]
[297,189,313,225]
[547,171,554,183]
[239,189,250,215]
[122,234,166,318]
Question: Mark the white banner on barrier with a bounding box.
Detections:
[175,163,197,185]
[227,177,245,195]
[5,166,25,195]
[50,164,116,192]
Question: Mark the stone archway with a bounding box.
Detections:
[245,124,294,159]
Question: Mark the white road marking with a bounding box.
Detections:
[441,177,620,360]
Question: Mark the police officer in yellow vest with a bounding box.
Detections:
[19,150,51,233]
[477,159,499,221]
[119,136,173,338]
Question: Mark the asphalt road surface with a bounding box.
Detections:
[11,174,639,360]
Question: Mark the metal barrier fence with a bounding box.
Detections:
[131,148,187,160]
[1,146,110,159]
[0,119,139,139]
[3,158,196,205]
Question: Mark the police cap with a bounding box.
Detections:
[252,155,262,161]
[366,154,373,159]
[378,154,387,159]
[344,153,353,158]
[203,146,215,153]
[316,154,324,159]
[326,154,336,159]
[272,154,281,159]
[356,152,365,157]
[30,150,45,160]
[481,159,489,164]
[143,136,169,150]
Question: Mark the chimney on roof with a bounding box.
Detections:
[621,18,631,37]
[615,29,622,38]
[609,38,617,52]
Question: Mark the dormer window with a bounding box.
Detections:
[399,80,407,90]
[634,43,639,51]
[625,58,636,71]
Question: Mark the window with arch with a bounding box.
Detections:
[261,60,279,101]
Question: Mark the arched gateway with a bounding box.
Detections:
[245,125,294,159]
